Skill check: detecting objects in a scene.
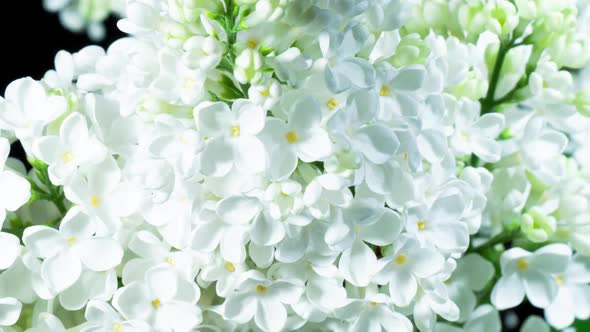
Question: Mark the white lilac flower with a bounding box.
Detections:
[80,300,151,332]
[374,234,445,306]
[64,157,141,233]
[491,244,572,310]
[406,192,470,257]
[260,96,333,180]
[0,78,67,149]
[450,99,505,163]
[22,207,123,293]
[223,271,303,332]
[196,100,267,176]
[327,201,403,287]
[335,293,413,332]
[113,267,201,332]
[33,112,108,185]
[5,0,590,331]
[319,23,376,93]
[544,254,590,329]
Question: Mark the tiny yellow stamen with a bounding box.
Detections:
[247,38,259,49]
[417,221,425,230]
[326,98,339,110]
[66,236,77,245]
[165,257,175,265]
[403,152,409,161]
[231,125,240,137]
[379,85,391,97]
[555,275,565,286]
[394,254,407,265]
[90,195,101,207]
[62,151,73,163]
[224,262,236,273]
[112,323,123,332]
[255,284,268,294]
[259,87,271,97]
[516,259,529,271]
[285,131,299,144]
[354,226,360,234]
[151,298,161,309]
[368,301,377,306]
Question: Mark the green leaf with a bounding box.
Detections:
[27,159,67,215]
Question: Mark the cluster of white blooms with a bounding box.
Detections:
[43,0,126,40]
[3,0,590,331]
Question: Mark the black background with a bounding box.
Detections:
[0,2,123,163]
[0,2,539,331]
[0,2,123,89]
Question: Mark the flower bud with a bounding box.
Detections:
[521,207,557,243]
[389,34,430,68]
[234,48,263,84]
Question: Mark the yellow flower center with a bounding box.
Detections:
[165,257,175,265]
[417,221,426,230]
[90,195,101,207]
[151,298,161,309]
[326,98,339,110]
[285,131,299,144]
[403,152,409,161]
[354,226,360,234]
[555,275,565,286]
[379,85,391,97]
[368,301,377,306]
[66,236,77,245]
[394,254,408,265]
[516,258,529,271]
[255,284,268,294]
[247,38,259,49]
[112,323,123,332]
[62,151,73,163]
[259,87,271,97]
[224,262,236,272]
[231,125,240,137]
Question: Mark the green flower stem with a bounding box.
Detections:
[469,228,521,254]
[481,40,514,115]
[211,0,250,100]
[27,159,68,215]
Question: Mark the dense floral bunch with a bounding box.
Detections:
[2,0,590,331]
[43,0,126,40]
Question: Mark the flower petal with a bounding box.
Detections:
[78,238,123,271]
[250,213,285,246]
[234,136,266,174]
[195,102,232,137]
[255,300,287,332]
[355,124,399,164]
[41,250,82,293]
[22,226,64,259]
[338,239,377,287]
[0,297,22,326]
[0,171,30,212]
[217,196,261,225]
[199,138,233,177]
[0,232,20,270]
[523,269,558,308]
[491,273,525,310]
